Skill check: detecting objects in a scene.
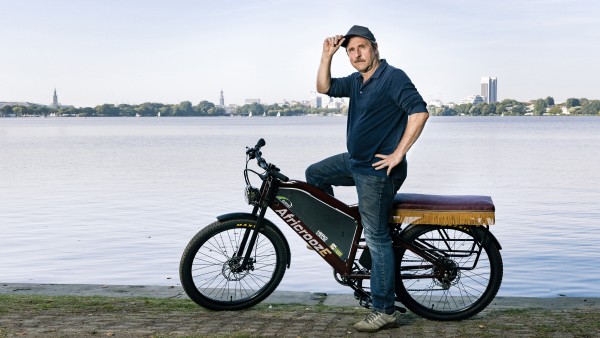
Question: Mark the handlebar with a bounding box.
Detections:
[246,138,289,182]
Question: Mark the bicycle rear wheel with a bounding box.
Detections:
[179,219,288,310]
[395,225,502,321]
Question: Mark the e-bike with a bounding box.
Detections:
[179,139,503,321]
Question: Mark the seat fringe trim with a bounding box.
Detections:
[391,210,495,226]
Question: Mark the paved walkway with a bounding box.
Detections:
[1,283,599,337]
[2,283,599,309]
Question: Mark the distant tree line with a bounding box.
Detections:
[430,97,600,116]
[0,100,344,117]
[2,96,599,117]
[233,102,344,117]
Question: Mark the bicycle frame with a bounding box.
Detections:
[241,174,451,282]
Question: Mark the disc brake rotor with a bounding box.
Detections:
[222,256,252,281]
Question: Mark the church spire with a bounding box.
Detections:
[52,88,59,109]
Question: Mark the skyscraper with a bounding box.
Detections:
[219,90,224,106]
[480,77,497,103]
[310,95,322,108]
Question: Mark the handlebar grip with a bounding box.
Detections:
[250,138,288,182]
[255,138,266,149]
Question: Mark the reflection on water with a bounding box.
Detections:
[1,116,599,297]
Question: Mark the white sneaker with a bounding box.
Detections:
[353,311,399,333]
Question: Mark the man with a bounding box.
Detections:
[306,25,429,333]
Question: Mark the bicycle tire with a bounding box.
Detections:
[179,219,289,311]
[395,225,503,321]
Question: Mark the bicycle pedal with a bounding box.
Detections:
[395,306,407,313]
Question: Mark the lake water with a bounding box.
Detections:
[1,116,599,297]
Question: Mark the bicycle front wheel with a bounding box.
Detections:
[395,225,503,321]
[179,219,288,310]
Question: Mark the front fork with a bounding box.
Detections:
[234,177,278,272]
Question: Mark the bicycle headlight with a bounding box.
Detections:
[244,185,260,205]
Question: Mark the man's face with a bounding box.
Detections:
[345,36,379,74]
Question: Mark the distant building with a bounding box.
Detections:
[462,95,485,105]
[428,99,444,107]
[481,77,497,103]
[289,100,309,107]
[245,99,260,105]
[310,95,322,108]
[219,90,225,106]
[52,88,59,109]
[326,97,346,109]
[225,104,238,115]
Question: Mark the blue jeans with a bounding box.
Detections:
[305,153,405,314]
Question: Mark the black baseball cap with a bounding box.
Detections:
[341,25,376,48]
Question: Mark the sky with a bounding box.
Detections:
[1,0,599,107]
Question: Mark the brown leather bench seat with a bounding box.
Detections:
[390,193,495,226]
